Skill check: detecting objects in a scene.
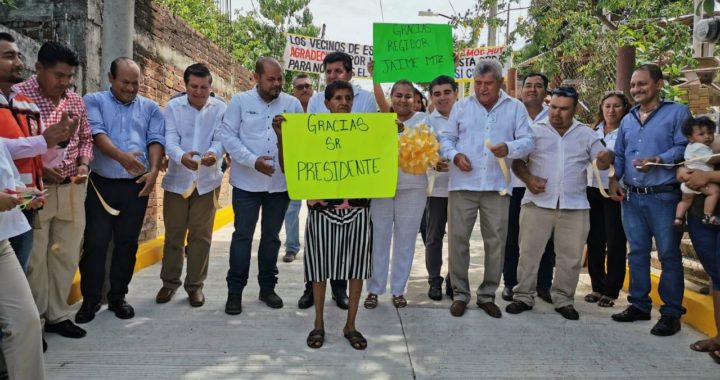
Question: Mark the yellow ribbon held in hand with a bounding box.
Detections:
[592,159,616,198]
[88,176,120,216]
[398,124,440,175]
[484,138,510,196]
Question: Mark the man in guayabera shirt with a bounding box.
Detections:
[14,41,93,342]
[75,57,165,324]
[219,57,303,315]
[608,64,691,337]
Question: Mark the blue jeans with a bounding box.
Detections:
[622,191,685,317]
[687,216,720,291]
[283,200,302,254]
[9,210,35,272]
[226,188,289,294]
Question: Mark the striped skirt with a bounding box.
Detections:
[304,207,373,282]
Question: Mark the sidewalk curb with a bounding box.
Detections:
[67,206,235,304]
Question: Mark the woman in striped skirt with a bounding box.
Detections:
[272,80,372,350]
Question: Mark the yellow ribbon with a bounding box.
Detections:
[181,181,197,199]
[591,159,616,198]
[88,176,120,216]
[484,139,509,196]
[638,153,720,168]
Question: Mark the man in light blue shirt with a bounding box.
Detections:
[155,64,225,308]
[439,60,535,318]
[297,51,377,311]
[608,64,690,336]
[219,57,303,315]
[77,57,165,324]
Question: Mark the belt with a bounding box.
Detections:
[625,184,679,194]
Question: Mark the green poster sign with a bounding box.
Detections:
[372,23,455,83]
[281,113,399,200]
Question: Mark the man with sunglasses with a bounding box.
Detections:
[282,74,314,266]
[296,52,377,310]
[608,64,690,336]
[507,87,612,320]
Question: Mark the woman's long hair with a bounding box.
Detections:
[593,91,631,129]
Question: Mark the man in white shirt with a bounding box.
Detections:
[425,75,456,301]
[219,57,303,315]
[155,64,225,308]
[0,139,45,380]
[507,87,612,320]
[502,73,556,303]
[297,52,377,310]
[439,60,535,318]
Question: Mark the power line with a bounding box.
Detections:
[379,0,385,21]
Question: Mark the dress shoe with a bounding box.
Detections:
[555,305,580,320]
[611,305,651,322]
[537,288,552,304]
[651,316,681,336]
[282,251,297,263]
[501,287,513,302]
[108,300,135,319]
[298,289,313,309]
[225,293,243,315]
[477,301,502,318]
[188,289,205,307]
[45,320,87,338]
[428,278,443,301]
[332,291,349,310]
[155,287,176,304]
[75,301,100,324]
[450,300,467,317]
[505,300,533,314]
[259,290,284,309]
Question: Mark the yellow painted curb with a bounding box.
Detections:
[68,206,235,304]
[623,272,716,337]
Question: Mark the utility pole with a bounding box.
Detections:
[100,0,135,89]
[488,0,497,46]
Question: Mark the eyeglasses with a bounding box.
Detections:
[551,87,578,99]
[294,84,312,90]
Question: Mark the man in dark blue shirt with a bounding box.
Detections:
[609,63,691,336]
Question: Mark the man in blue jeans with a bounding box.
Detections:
[609,63,691,336]
[219,58,303,315]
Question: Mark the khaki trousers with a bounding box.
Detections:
[514,203,590,308]
[161,189,217,292]
[0,240,45,380]
[27,182,87,325]
[448,190,509,304]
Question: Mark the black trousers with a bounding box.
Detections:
[586,186,627,298]
[80,173,149,304]
[425,197,448,281]
[503,187,555,289]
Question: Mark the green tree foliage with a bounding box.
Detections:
[155,0,230,46]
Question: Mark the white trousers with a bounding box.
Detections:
[367,188,427,296]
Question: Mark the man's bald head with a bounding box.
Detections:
[108,57,142,103]
[255,57,282,76]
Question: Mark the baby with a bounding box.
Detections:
[674,116,720,227]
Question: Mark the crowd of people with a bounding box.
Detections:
[0,32,719,379]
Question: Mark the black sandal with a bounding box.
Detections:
[584,292,600,303]
[690,338,720,352]
[710,350,720,365]
[702,214,720,226]
[392,295,407,308]
[306,329,324,349]
[344,330,368,350]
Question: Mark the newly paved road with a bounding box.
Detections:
[45,208,719,379]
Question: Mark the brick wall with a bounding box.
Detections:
[133,0,254,240]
